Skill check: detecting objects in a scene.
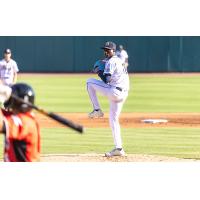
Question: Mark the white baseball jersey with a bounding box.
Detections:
[0,59,19,86]
[116,50,128,64]
[104,55,129,90]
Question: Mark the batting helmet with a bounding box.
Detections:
[5,83,35,113]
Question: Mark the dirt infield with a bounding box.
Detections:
[41,154,198,162]
[37,112,200,162]
[36,111,200,162]
[36,112,200,128]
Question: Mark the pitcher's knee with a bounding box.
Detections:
[87,78,96,85]
[86,78,94,90]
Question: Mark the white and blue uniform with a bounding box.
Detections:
[87,55,129,149]
[0,59,19,86]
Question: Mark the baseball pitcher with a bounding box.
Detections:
[87,41,129,157]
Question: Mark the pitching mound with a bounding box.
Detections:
[41,154,197,162]
[36,112,200,128]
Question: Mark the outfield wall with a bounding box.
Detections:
[0,36,200,72]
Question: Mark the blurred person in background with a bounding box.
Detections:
[116,45,129,68]
[0,48,19,86]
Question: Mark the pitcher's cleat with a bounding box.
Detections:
[88,109,104,118]
[105,148,125,157]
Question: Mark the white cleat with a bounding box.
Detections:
[88,109,104,118]
[105,148,125,157]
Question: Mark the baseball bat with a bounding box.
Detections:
[11,94,84,134]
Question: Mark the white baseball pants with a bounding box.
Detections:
[87,78,128,149]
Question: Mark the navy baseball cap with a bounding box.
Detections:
[4,48,11,54]
[101,41,116,51]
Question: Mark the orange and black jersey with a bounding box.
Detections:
[2,110,40,162]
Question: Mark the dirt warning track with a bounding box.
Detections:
[36,112,200,128]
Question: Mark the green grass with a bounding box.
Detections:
[0,74,200,160]
[1,127,199,159]
[41,127,200,159]
[18,74,200,113]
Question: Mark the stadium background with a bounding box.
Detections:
[1,36,200,161]
[0,36,200,72]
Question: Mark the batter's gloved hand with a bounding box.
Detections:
[92,59,106,73]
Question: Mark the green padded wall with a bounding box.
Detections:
[0,36,200,72]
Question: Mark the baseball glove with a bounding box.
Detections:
[92,59,106,73]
